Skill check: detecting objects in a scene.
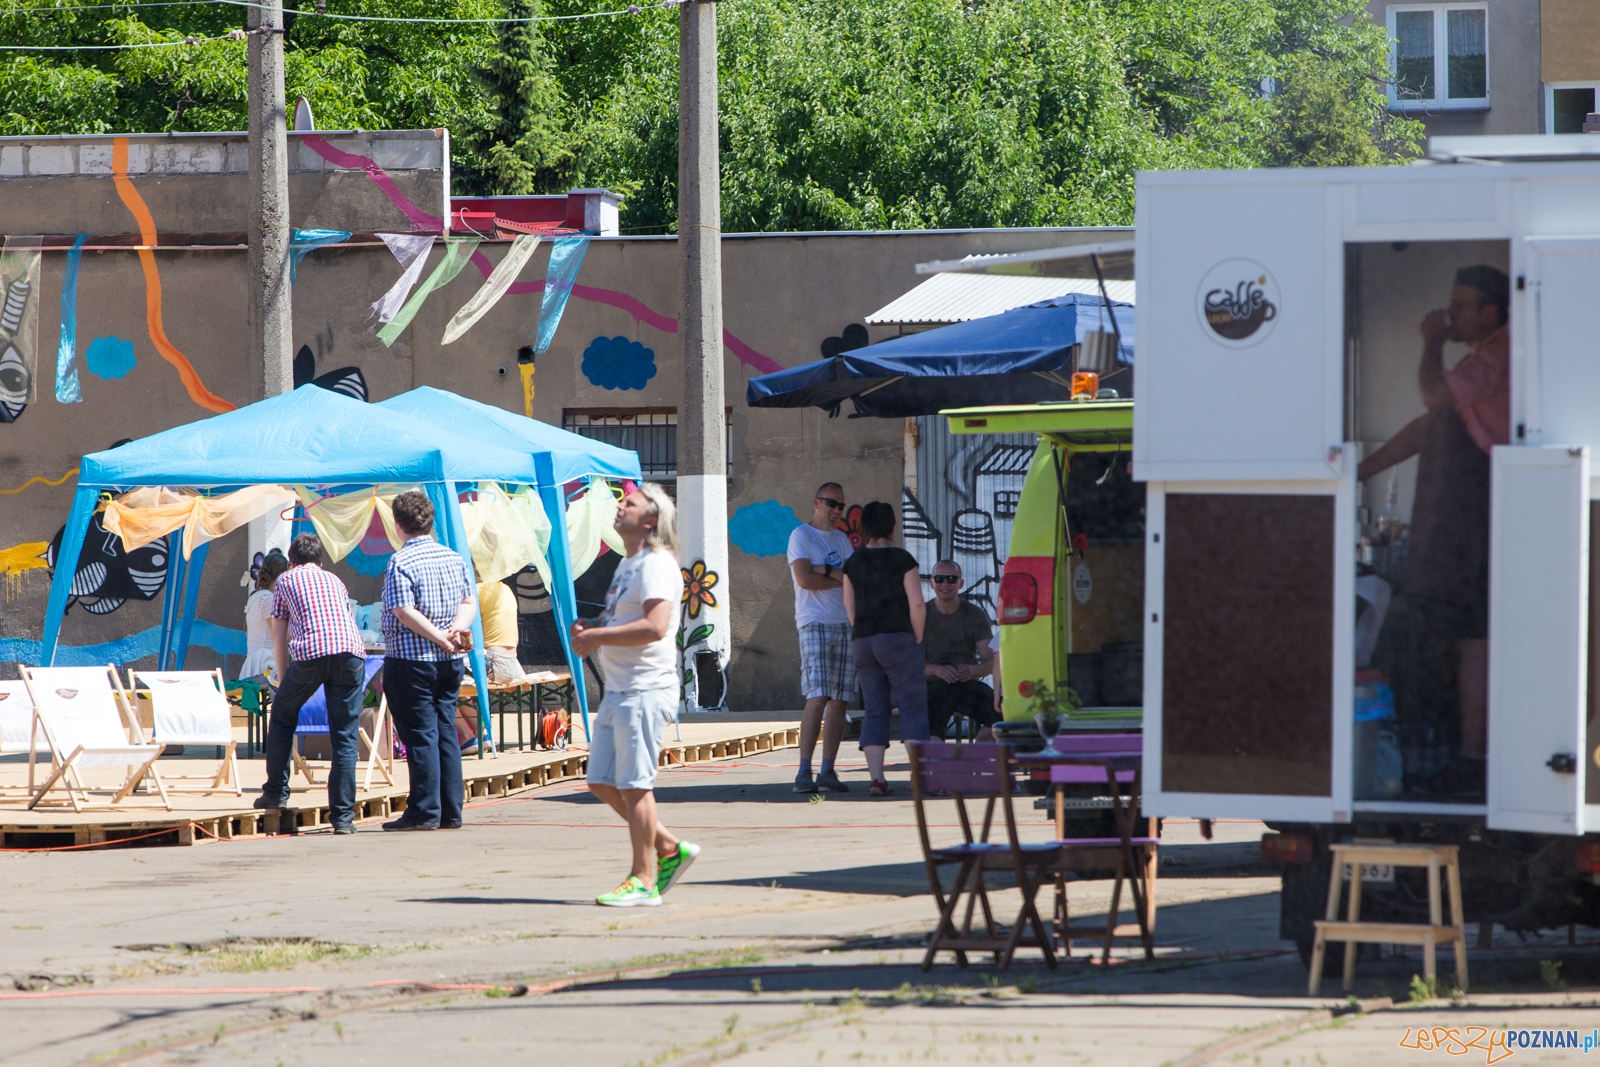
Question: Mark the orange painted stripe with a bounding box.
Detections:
[111,138,235,414]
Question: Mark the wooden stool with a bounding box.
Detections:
[1308,842,1468,995]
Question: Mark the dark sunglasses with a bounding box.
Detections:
[816,497,845,510]
[931,575,961,584]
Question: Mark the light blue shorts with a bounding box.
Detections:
[586,687,675,791]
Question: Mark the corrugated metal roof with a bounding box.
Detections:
[865,272,1135,325]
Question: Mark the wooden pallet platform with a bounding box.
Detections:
[0,722,801,849]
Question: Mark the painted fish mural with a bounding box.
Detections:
[47,510,168,615]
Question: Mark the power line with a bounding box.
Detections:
[0,0,681,24]
[0,29,234,46]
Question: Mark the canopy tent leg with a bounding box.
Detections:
[427,481,495,758]
[38,484,101,667]
[173,540,209,670]
[534,455,590,742]
[159,531,187,671]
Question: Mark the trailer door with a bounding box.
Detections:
[1144,470,1354,822]
[1487,446,1588,834]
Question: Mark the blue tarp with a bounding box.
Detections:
[81,385,543,488]
[42,385,634,746]
[377,386,641,486]
[746,292,1132,418]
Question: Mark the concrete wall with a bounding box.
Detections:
[0,128,1126,709]
[1367,0,1543,136]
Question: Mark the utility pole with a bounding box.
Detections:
[247,0,293,399]
[677,0,731,712]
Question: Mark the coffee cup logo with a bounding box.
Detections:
[1197,258,1280,348]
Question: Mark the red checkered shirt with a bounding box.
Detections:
[271,563,365,662]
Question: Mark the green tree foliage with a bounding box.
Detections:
[0,0,1417,227]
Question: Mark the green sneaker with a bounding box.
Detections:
[596,875,661,908]
[655,841,701,895]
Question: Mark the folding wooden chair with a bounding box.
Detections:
[908,740,1060,971]
[20,665,170,812]
[129,669,242,796]
[0,681,39,798]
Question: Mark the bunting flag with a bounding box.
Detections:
[442,234,540,345]
[0,237,43,423]
[288,229,352,284]
[371,234,436,324]
[535,236,591,354]
[377,237,481,348]
[55,234,87,404]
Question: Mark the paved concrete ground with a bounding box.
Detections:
[2,742,1598,1066]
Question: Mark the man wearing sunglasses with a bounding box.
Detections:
[924,560,997,742]
[787,482,856,793]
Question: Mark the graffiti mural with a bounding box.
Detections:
[678,559,725,711]
[727,499,800,558]
[86,336,137,380]
[46,511,168,615]
[902,415,1037,621]
[0,237,41,424]
[294,345,369,402]
[582,336,657,391]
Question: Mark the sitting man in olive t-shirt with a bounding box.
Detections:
[923,560,998,741]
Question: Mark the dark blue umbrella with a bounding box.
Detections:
[746,293,1132,418]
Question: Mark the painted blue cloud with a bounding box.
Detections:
[85,336,136,380]
[729,500,801,558]
[582,336,657,391]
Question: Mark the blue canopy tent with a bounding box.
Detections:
[38,385,631,752]
[377,387,643,736]
[745,292,1133,418]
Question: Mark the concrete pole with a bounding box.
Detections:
[248,0,293,400]
[676,0,731,712]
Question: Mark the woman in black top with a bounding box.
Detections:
[840,501,928,796]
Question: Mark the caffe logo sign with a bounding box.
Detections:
[1197,258,1279,348]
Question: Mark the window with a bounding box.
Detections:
[561,408,731,479]
[1546,83,1600,134]
[1387,4,1488,110]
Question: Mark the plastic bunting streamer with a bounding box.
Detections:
[372,234,436,324]
[288,229,352,284]
[293,486,412,562]
[377,237,482,347]
[443,234,540,345]
[535,236,590,355]
[0,236,42,423]
[54,234,86,404]
[102,485,298,559]
[459,481,540,584]
[565,477,624,578]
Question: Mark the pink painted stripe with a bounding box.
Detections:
[467,255,783,375]
[301,134,445,232]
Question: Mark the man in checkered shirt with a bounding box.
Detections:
[257,533,367,833]
[380,489,477,831]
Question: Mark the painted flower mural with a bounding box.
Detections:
[681,560,718,620]
[727,499,800,557]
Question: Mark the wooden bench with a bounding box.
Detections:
[1308,841,1467,995]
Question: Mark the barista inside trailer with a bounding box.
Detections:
[1356,264,1510,799]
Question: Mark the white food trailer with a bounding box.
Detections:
[1135,137,1600,964]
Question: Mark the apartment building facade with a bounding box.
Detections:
[1366,0,1600,137]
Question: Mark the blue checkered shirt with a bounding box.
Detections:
[381,535,473,662]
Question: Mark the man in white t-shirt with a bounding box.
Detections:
[787,481,855,794]
[571,483,699,907]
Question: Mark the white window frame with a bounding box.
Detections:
[1545,81,1600,135]
[1386,3,1490,112]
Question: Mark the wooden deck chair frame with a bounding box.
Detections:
[0,681,43,798]
[128,668,242,796]
[361,693,395,791]
[20,664,170,813]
